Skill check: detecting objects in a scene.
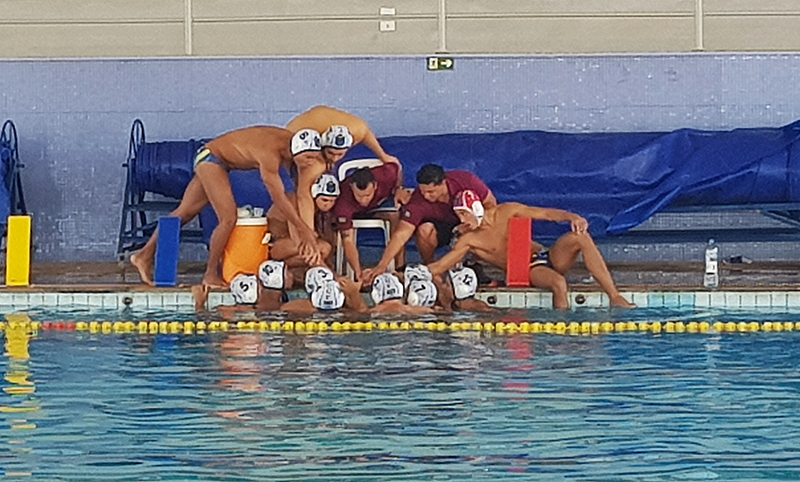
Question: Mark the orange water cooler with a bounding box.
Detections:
[222,217,269,283]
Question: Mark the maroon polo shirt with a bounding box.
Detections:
[334,163,400,231]
[401,170,491,227]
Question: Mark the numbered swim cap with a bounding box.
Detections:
[449,266,478,300]
[305,266,335,293]
[406,279,438,307]
[291,129,322,156]
[258,260,287,290]
[453,190,484,225]
[371,273,404,305]
[311,174,340,199]
[311,279,346,311]
[230,274,259,305]
[322,125,353,149]
[403,264,432,289]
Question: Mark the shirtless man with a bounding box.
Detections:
[131,126,322,289]
[428,191,636,310]
[267,174,340,268]
[361,164,496,284]
[286,105,400,239]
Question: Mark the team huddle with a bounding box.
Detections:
[131,105,635,312]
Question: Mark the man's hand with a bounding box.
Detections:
[381,154,401,166]
[298,229,322,266]
[570,215,589,235]
[337,276,362,296]
[360,264,388,285]
[394,187,413,208]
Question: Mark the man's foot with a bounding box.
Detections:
[130,253,154,286]
[610,294,637,309]
[202,275,228,291]
[191,285,209,311]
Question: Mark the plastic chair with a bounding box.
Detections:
[335,159,396,277]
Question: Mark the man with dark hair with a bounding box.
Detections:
[334,162,406,280]
[361,163,496,284]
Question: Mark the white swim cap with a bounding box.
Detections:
[305,266,335,293]
[371,273,404,305]
[449,266,478,300]
[230,274,259,305]
[406,279,438,307]
[291,129,322,156]
[258,260,287,290]
[310,279,346,311]
[403,264,432,289]
[311,174,340,199]
[453,190,484,225]
[321,125,353,149]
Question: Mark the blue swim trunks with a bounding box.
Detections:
[194,147,228,171]
[530,249,553,269]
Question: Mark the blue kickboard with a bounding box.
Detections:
[154,216,181,287]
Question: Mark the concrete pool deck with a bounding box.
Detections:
[0,261,798,311]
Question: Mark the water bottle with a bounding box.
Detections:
[703,239,719,289]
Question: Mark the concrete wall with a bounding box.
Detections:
[2,54,800,262]
[2,1,800,57]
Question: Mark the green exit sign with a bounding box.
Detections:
[427,57,454,71]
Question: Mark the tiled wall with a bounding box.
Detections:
[2,54,800,262]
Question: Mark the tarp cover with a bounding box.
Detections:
[136,121,800,243]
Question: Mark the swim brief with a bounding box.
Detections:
[194,147,228,171]
[530,249,553,269]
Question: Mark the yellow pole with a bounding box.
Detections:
[5,215,31,286]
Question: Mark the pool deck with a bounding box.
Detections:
[0,261,799,310]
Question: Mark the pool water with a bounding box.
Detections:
[3,308,800,481]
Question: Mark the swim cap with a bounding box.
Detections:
[449,266,478,300]
[371,273,404,305]
[453,190,484,225]
[406,279,438,307]
[258,260,286,290]
[311,174,340,199]
[305,266,335,293]
[230,274,259,305]
[291,129,322,156]
[321,125,353,149]
[310,279,346,311]
[403,264,432,289]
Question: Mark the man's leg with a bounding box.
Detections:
[195,163,238,289]
[529,266,569,310]
[548,232,635,308]
[414,222,439,264]
[271,238,332,269]
[131,176,210,285]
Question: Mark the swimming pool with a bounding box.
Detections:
[3,308,800,481]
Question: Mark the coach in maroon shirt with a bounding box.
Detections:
[335,163,403,279]
[361,164,496,284]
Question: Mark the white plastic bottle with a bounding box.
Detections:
[703,239,719,289]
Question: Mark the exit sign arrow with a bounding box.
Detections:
[427,57,454,71]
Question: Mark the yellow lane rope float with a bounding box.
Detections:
[2,319,800,336]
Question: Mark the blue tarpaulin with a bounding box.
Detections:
[135,121,800,243]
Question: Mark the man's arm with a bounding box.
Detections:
[338,277,369,313]
[295,160,327,232]
[510,203,588,233]
[361,220,415,284]
[361,130,400,166]
[427,236,474,277]
[340,229,363,280]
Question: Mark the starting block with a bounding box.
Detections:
[154,216,181,287]
[506,217,532,287]
[5,215,32,286]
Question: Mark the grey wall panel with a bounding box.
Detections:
[449,17,695,54]
[192,0,436,18]
[2,24,185,58]
[705,16,800,51]
[0,0,183,22]
[193,20,438,55]
[448,0,693,15]
[705,0,800,14]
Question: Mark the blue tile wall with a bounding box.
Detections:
[2,54,800,261]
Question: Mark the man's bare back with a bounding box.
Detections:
[286,106,369,144]
[205,126,293,171]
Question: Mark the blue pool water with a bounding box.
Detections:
[3,308,800,481]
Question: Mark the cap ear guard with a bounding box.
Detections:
[403,264,432,289]
[371,273,404,305]
[258,260,287,290]
[291,129,322,156]
[322,125,353,149]
[311,279,346,310]
[453,190,485,225]
[406,279,438,307]
[449,266,478,300]
[305,266,335,293]
[230,274,259,305]
[311,174,340,198]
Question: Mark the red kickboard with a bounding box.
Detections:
[506,217,532,287]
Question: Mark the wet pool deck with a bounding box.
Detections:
[0,261,798,311]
